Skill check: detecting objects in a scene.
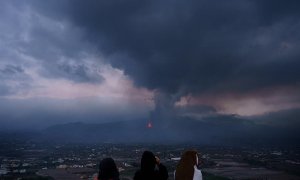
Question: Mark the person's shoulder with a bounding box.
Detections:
[134,170,141,175]
[193,166,203,180]
[133,170,142,180]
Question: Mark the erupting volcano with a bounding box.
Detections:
[147,121,153,128]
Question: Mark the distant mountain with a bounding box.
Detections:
[41,121,150,143]
[36,113,300,147]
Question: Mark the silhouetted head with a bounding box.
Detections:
[175,150,199,180]
[141,151,156,173]
[98,158,119,180]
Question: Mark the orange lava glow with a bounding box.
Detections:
[147,122,153,128]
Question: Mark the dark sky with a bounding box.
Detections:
[0,0,300,129]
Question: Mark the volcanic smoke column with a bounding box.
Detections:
[147,91,184,130]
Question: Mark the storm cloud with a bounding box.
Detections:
[27,0,300,95]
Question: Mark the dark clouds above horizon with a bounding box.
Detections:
[28,0,300,93]
[1,0,300,128]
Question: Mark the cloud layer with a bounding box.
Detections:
[27,0,300,93]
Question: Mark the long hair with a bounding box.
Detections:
[98,158,119,180]
[141,151,156,173]
[175,150,198,180]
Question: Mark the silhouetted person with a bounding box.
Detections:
[134,151,168,180]
[175,150,202,180]
[98,158,119,180]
